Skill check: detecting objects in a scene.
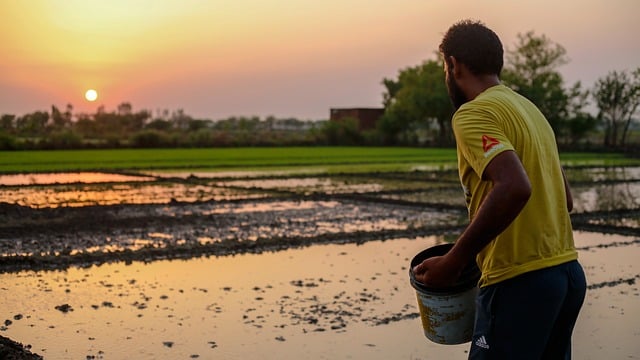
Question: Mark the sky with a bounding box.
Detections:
[1,0,638,121]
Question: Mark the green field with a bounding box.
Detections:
[0,147,637,174]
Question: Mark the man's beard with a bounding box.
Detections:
[446,69,468,110]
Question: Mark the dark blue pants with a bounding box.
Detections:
[469,260,587,360]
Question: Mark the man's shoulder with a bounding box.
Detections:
[476,84,518,103]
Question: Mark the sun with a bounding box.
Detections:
[85,89,98,102]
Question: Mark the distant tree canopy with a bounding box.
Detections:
[378,31,637,150]
[0,103,322,150]
[501,31,596,146]
[380,58,453,146]
[502,31,570,134]
[592,68,640,148]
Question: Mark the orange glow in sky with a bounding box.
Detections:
[1,0,638,120]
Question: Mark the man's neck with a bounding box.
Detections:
[465,75,501,100]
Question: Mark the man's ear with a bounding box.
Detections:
[449,56,462,78]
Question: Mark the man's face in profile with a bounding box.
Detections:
[444,59,468,110]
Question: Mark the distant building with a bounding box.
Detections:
[329,108,384,131]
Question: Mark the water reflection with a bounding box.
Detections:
[143,169,326,179]
[1,234,637,359]
[0,165,638,360]
[0,183,266,208]
[572,182,640,213]
[3,167,637,211]
[565,166,640,213]
[0,172,155,186]
[564,166,640,182]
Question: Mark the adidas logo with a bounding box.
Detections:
[475,335,490,349]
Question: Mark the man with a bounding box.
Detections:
[412,20,586,359]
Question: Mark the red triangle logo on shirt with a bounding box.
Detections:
[482,135,500,152]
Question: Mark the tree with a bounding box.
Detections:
[564,82,597,147]
[1,114,16,134]
[50,105,70,130]
[501,31,572,137]
[380,58,453,146]
[64,103,73,122]
[74,114,98,138]
[592,68,640,148]
[117,102,132,116]
[171,109,192,131]
[146,118,173,131]
[15,111,49,137]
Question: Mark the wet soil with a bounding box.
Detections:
[0,167,638,358]
[1,168,638,273]
[0,335,42,360]
[0,171,473,272]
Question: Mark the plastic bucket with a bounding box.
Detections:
[409,243,480,345]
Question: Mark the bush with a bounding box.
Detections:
[319,117,363,145]
[188,129,214,147]
[130,130,171,148]
[41,131,83,149]
[0,132,16,150]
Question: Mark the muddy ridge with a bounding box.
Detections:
[0,335,42,360]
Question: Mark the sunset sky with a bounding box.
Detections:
[1,0,638,120]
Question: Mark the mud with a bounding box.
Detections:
[0,166,638,358]
[0,170,470,273]
[0,335,42,360]
[1,167,639,273]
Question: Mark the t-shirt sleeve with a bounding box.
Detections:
[452,107,514,177]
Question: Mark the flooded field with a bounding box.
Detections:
[0,166,639,359]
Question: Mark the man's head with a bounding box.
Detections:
[439,20,504,109]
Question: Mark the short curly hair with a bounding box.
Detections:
[439,20,504,76]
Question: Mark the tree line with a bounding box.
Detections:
[381,31,640,150]
[0,31,638,151]
[0,104,330,150]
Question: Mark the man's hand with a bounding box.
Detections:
[412,254,464,288]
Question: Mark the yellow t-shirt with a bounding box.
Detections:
[453,84,577,287]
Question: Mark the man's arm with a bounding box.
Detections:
[413,150,532,286]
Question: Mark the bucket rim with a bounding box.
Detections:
[409,243,480,294]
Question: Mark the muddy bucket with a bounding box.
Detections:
[409,243,480,345]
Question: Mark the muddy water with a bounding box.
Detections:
[0,172,156,186]
[0,166,639,359]
[1,234,638,359]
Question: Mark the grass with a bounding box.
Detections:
[0,147,457,174]
[0,147,637,174]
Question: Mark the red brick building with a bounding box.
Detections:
[329,108,384,131]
